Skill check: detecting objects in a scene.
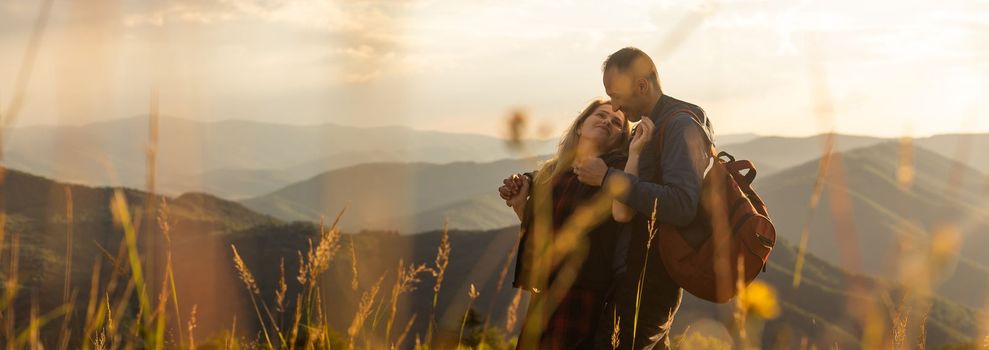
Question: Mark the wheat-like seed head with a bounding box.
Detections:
[611,310,620,350]
[468,283,479,299]
[398,262,429,294]
[157,197,171,244]
[432,224,451,293]
[230,245,259,295]
[505,288,522,331]
[276,258,287,312]
[350,236,360,291]
[348,275,385,343]
[187,304,198,350]
[298,223,343,287]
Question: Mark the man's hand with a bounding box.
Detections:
[573,157,608,187]
[498,173,527,206]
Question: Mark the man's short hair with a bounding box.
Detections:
[602,47,659,87]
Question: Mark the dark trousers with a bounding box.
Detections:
[594,243,682,350]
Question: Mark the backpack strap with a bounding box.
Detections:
[655,109,717,158]
[727,160,757,185]
[668,110,757,186]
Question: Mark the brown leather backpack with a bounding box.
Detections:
[654,110,776,303]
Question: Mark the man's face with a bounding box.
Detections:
[603,67,643,122]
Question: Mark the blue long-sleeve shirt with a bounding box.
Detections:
[606,95,715,227]
[605,95,714,274]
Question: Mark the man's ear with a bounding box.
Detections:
[636,77,649,94]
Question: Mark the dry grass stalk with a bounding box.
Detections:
[792,105,836,289]
[100,294,112,348]
[426,222,451,345]
[433,223,451,295]
[110,190,157,344]
[93,329,106,350]
[187,305,198,350]
[156,197,184,345]
[495,231,520,294]
[505,288,522,332]
[224,315,236,350]
[631,199,660,348]
[458,283,480,349]
[276,258,287,313]
[348,275,385,346]
[109,281,136,345]
[313,292,327,346]
[230,245,272,347]
[386,260,429,344]
[81,258,103,348]
[350,236,360,291]
[298,216,344,288]
[611,309,621,350]
[288,297,303,348]
[29,301,39,349]
[916,306,929,350]
[393,313,417,350]
[734,255,749,347]
[231,245,260,296]
[62,186,74,304]
[892,299,909,349]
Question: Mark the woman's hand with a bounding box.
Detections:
[499,173,525,203]
[507,176,530,209]
[615,118,652,223]
[629,117,654,156]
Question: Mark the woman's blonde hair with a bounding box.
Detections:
[533,99,631,185]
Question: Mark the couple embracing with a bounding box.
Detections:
[498,47,716,350]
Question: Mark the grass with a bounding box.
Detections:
[0,1,983,347]
[0,128,977,349]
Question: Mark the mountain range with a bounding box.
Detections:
[2,164,980,348]
[16,116,985,201]
[3,116,556,199]
[236,138,989,312]
[5,116,988,347]
[758,141,989,309]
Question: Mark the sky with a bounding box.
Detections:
[1,0,987,139]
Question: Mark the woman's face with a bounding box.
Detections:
[578,104,626,151]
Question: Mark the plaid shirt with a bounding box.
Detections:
[512,151,627,292]
[516,287,606,350]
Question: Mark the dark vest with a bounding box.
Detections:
[619,94,714,272]
[638,94,713,185]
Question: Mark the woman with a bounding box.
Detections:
[504,98,652,349]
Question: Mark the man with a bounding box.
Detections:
[499,47,714,349]
[593,47,715,350]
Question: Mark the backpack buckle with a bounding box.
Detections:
[717,151,735,163]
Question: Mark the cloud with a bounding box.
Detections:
[343,69,381,84]
[116,0,420,84]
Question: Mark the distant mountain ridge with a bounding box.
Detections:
[242,137,988,237]
[10,114,984,200]
[240,156,549,232]
[4,115,557,199]
[758,141,989,308]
